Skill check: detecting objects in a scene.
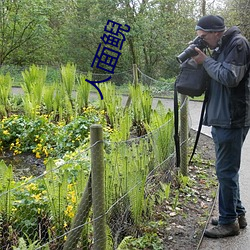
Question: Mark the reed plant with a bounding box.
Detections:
[60,63,76,103]
[0,73,12,117]
[76,72,91,112]
[105,136,153,226]
[129,83,153,134]
[145,100,174,164]
[99,82,122,128]
[43,159,68,226]
[52,82,73,122]
[110,109,132,141]
[127,140,151,224]
[21,65,47,118]
[0,161,14,222]
[43,84,56,114]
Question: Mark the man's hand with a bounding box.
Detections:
[192,47,207,64]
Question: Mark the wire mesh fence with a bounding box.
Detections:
[0,117,188,249]
[0,65,191,249]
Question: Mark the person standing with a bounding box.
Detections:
[192,15,250,238]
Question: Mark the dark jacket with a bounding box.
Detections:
[203,26,250,128]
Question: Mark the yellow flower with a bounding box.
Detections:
[3,130,9,135]
[43,147,49,157]
[14,149,22,155]
[65,205,74,218]
[32,193,42,201]
[71,195,76,204]
[26,183,37,191]
[12,207,17,212]
[36,152,41,159]
[100,110,106,115]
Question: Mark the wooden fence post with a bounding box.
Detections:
[180,94,188,176]
[125,64,138,109]
[63,175,92,250]
[91,124,106,250]
[133,64,138,86]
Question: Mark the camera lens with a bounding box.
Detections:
[176,45,198,63]
[176,37,208,63]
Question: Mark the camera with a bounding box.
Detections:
[176,36,208,63]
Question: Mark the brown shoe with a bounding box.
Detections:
[238,215,247,228]
[204,222,240,238]
[211,214,247,229]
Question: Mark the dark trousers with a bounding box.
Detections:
[211,126,249,225]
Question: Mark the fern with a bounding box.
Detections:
[21,65,47,118]
[145,100,174,163]
[77,73,91,110]
[60,63,76,101]
[43,159,68,228]
[0,73,12,116]
[0,160,14,221]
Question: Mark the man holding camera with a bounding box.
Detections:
[192,15,250,238]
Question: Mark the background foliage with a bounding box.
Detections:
[1,0,249,83]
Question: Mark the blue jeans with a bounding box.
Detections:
[211,126,249,225]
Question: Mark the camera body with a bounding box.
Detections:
[176,36,208,63]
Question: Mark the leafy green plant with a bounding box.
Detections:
[117,233,163,250]
[0,161,17,248]
[0,73,12,117]
[12,176,49,241]
[178,173,191,189]
[76,72,91,111]
[99,82,122,128]
[21,65,47,118]
[145,100,174,163]
[129,83,153,127]
[13,236,44,250]
[158,182,171,203]
[172,190,180,210]
[0,106,103,157]
[105,136,154,239]
[109,109,132,141]
[60,63,76,103]
[43,84,56,114]
[43,163,64,218]
[0,161,15,222]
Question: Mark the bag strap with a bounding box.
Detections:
[174,80,180,168]
[174,80,208,168]
[189,91,208,164]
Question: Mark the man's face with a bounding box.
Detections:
[196,30,222,49]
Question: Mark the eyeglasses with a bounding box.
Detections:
[199,32,214,40]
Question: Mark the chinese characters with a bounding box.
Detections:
[86,20,130,99]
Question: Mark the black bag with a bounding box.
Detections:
[174,58,209,168]
[175,58,208,97]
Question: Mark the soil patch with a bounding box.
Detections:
[0,152,45,180]
[159,130,217,250]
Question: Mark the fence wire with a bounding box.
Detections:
[0,67,192,249]
[137,67,175,96]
